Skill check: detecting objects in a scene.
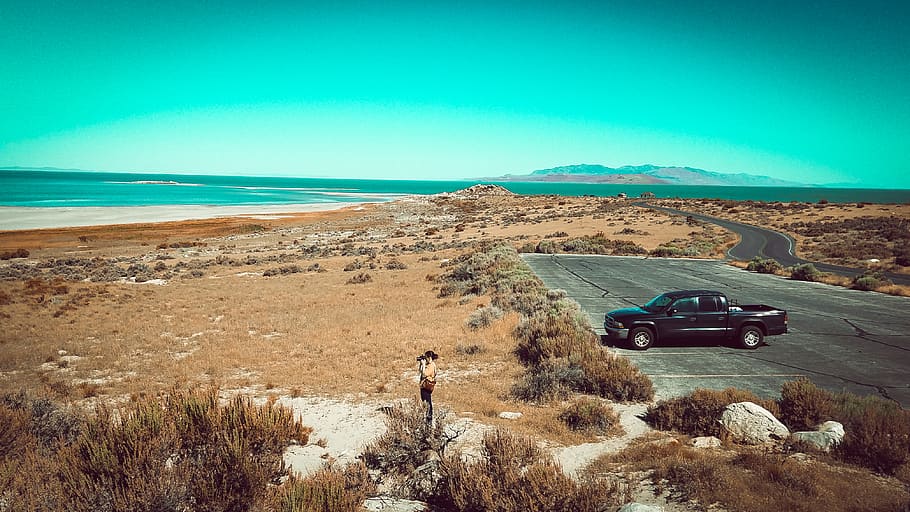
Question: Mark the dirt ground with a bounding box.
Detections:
[2,190,908,510]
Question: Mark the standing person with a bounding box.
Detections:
[418,350,438,423]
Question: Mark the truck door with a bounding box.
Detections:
[696,295,728,338]
[663,297,699,338]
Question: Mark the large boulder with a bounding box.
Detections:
[790,420,845,452]
[719,402,789,445]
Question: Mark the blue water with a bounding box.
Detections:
[1,169,908,207]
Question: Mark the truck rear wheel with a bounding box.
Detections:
[739,325,764,349]
[629,327,655,350]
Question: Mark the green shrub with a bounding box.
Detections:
[558,397,621,435]
[465,305,504,330]
[435,429,624,512]
[645,388,780,437]
[851,270,892,291]
[778,378,836,431]
[531,234,646,256]
[788,263,822,282]
[746,257,783,274]
[510,359,583,403]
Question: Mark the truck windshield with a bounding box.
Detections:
[643,294,674,311]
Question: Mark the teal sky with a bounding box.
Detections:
[2,1,908,188]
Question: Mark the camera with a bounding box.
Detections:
[416,355,427,362]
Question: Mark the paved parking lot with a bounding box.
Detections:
[522,254,910,406]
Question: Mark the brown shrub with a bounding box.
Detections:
[558,397,622,436]
[274,462,376,512]
[361,401,452,482]
[513,311,597,366]
[645,388,780,437]
[436,428,625,512]
[778,378,836,431]
[346,272,373,284]
[0,248,29,260]
[24,278,69,296]
[1,388,310,511]
[576,349,655,402]
[834,393,910,474]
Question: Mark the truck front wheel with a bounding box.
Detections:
[739,325,764,349]
[629,327,655,350]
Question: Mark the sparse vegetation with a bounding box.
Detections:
[3,192,908,511]
[533,232,647,256]
[346,271,373,284]
[437,242,653,403]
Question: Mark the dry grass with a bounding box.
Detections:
[590,436,910,512]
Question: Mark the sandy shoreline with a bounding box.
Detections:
[0,202,372,231]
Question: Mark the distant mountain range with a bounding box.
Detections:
[488,164,809,187]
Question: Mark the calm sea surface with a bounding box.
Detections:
[1,170,908,207]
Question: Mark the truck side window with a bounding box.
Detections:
[673,297,697,313]
[698,296,721,312]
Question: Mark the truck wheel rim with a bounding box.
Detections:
[744,331,760,346]
[633,332,651,347]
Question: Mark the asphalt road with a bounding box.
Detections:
[522,254,910,406]
[643,203,910,286]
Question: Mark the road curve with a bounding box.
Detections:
[639,203,910,286]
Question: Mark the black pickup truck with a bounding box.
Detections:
[603,290,788,350]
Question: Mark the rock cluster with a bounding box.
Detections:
[440,184,515,198]
[719,402,846,453]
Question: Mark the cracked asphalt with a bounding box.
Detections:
[522,254,910,406]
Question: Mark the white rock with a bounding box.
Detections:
[818,421,845,441]
[791,420,845,452]
[498,411,523,420]
[619,504,664,512]
[363,496,427,511]
[718,402,789,445]
[691,436,722,448]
